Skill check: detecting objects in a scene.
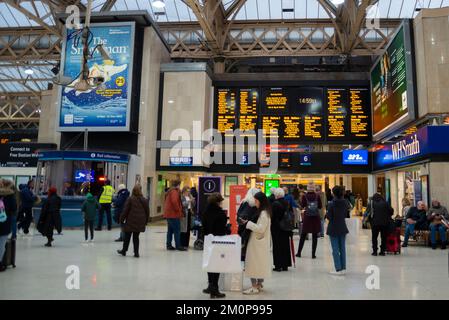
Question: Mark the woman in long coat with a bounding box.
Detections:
[271,188,292,271]
[37,187,61,247]
[296,183,322,259]
[241,192,272,295]
[117,184,149,258]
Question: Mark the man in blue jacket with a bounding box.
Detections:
[113,184,130,242]
[17,180,37,235]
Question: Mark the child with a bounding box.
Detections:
[81,193,99,242]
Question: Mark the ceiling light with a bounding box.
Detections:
[152,0,165,8]
[331,0,345,5]
[24,69,34,75]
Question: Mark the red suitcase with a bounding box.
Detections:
[386,227,401,254]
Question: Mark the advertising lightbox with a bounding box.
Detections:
[58,22,135,131]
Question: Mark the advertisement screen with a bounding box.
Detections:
[59,22,135,131]
[342,150,369,165]
[371,21,416,140]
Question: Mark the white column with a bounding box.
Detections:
[368,174,375,197]
[385,170,399,217]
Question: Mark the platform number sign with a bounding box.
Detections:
[300,153,312,166]
[198,177,222,219]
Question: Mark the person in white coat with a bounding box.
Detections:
[239,191,272,295]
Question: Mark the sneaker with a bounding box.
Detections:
[243,287,260,295]
[329,270,343,276]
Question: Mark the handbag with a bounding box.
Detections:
[202,234,242,273]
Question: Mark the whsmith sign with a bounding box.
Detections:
[374,126,449,170]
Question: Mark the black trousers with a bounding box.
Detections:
[84,220,94,240]
[297,232,318,257]
[371,225,388,253]
[207,272,220,290]
[98,204,112,230]
[18,208,33,233]
[123,232,140,255]
[46,226,54,243]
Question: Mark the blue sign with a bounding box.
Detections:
[169,157,193,166]
[74,170,95,183]
[39,151,129,163]
[300,153,312,166]
[240,153,249,165]
[342,150,368,165]
[59,22,135,131]
[374,126,449,170]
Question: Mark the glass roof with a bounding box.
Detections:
[0,0,448,93]
[0,0,447,27]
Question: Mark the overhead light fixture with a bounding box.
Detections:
[152,0,165,8]
[331,0,345,5]
[24,69,34,75]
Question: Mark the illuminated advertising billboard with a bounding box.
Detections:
[370,20,417,140]
[58,22,135,131]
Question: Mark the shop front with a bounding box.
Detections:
[373,125,449,216]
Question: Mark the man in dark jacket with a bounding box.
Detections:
[370,191,394,256]
[201,192,227,299]
[17,181,37,235]
[427,200,448,249]
[0,179,17,272]
[113,184,130,242]
[402,201,428,247]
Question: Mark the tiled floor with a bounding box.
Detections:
[1,223,448,300]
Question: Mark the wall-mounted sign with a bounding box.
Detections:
[58,22,136,131]
[264,179,280,196]
[342,149,368,165]
[198,176,221,219]
[374,126,449,170]
[39,150,129,163]
[300,153,312,166]
[169,157,193,166]
[0,143,56,167]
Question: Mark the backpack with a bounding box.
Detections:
[0,198,7,223]
[279,209,295,232]
[305,197,320,217]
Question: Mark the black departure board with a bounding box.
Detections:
[217,88,237,135]
[239,88,258,135]
[262,88,289,114]
[214,85,371,143]
[349,88,370,139]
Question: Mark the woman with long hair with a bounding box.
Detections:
[240,192,272,295]
[117,184,149,258]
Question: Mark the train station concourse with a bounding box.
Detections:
[0,0,449,307]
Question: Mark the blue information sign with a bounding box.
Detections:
[342,150,368,165]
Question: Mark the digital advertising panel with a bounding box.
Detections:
[58,22,135,131]
[370,20,416,141]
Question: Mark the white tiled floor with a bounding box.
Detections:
[1,224,448,300]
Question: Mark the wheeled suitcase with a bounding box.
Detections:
[2,238,16,268]
[386,227,401,254]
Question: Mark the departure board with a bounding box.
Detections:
[214,85,371,143]
[239,88,258,135]
[217,88,237,135]
[262,88,289,114]
[349,88,370,138]
[327,88,348,139]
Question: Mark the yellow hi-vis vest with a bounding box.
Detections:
[99,185,115,204]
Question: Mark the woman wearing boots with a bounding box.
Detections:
[201,193,227,299]
[37,187,61,247]
[117,184,149,258]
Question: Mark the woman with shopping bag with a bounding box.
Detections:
[201,193,227,299]
[239,192,272,295]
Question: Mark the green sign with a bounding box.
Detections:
[264,179,280,196]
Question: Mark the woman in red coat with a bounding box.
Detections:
[296,183,322,259]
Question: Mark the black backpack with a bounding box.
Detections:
[280,209,295,231]
[305,197,320,217]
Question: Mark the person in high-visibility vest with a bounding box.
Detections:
[96,180,115,231]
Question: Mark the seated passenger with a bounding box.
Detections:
[427,200,448,250]
[402,201,428,247]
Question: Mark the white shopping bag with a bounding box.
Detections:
[202,234,242,273]
[218,268,244,292]
[345,218,360,244]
